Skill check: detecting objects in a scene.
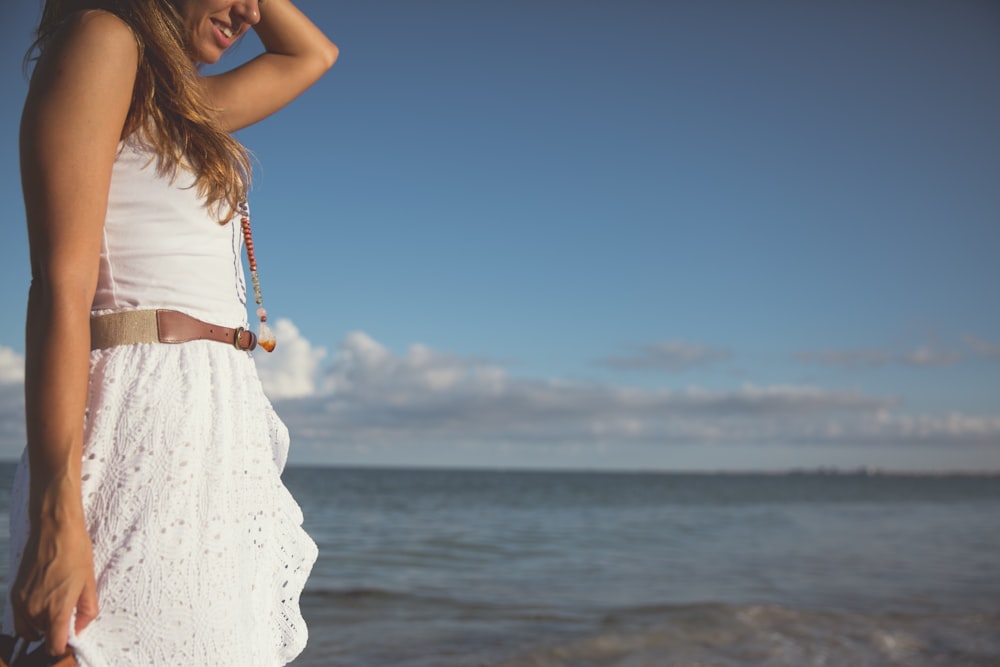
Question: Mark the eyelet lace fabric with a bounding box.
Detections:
[4,135,316,666]
[3,341,318,665]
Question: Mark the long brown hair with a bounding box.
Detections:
[29,0,251,220]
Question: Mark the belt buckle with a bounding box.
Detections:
[232,327,245,350]
[232,326,258,351]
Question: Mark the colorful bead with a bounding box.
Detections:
[239,201,275,352]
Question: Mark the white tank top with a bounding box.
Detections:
[92,138,248,327]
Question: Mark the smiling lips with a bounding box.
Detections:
[211,18,235,43]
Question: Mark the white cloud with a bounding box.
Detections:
[0,346,25,457]
[253,319,327,400]
[0,345,24,384]
[600,340,731,372]
[899,346,962,367]
[963,334,1000,360]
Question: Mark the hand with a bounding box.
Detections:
[10,511,99,656]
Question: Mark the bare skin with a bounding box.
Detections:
[178,0,338,131]
[11,0,336,655]
[194,0,339,131]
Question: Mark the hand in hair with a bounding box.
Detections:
[202,0,338,132]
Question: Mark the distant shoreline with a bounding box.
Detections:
[268,462,1000,478]
[1,459,997,477]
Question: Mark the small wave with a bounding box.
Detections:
[303,585,417,602]
[302,585,503,611]
[327,586,395,599]
[301,586,586,618]
[487,603,1000,667]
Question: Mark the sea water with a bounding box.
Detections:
[1,464,998,666]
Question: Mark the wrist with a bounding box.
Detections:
[28,473,85,529]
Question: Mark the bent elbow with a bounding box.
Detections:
[320,40,339,71]
[301,41,337,84]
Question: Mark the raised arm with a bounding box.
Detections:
[12,10,137,655]
[201,0,338,131]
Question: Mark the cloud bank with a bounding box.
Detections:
[1,329,998,462]
[257,325,1000,450]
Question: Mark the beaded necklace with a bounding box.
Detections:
[238,201,276,352]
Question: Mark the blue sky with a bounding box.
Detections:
[0,1,998,471]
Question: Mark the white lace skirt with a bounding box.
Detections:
[3,341,318,666]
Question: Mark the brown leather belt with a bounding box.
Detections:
[90,309,258,352]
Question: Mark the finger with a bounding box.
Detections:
[45,610,70,656]
[75,575,99,634]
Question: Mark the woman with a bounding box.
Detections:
[2,0,336,664]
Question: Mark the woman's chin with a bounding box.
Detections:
[191,47,223,66]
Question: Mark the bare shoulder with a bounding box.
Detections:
[31,9,139,84]
[23,8,140,160]
[57,8,136,47]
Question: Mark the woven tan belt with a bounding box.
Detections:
[90,309,258,352]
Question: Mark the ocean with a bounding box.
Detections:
[2,464,999,666]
